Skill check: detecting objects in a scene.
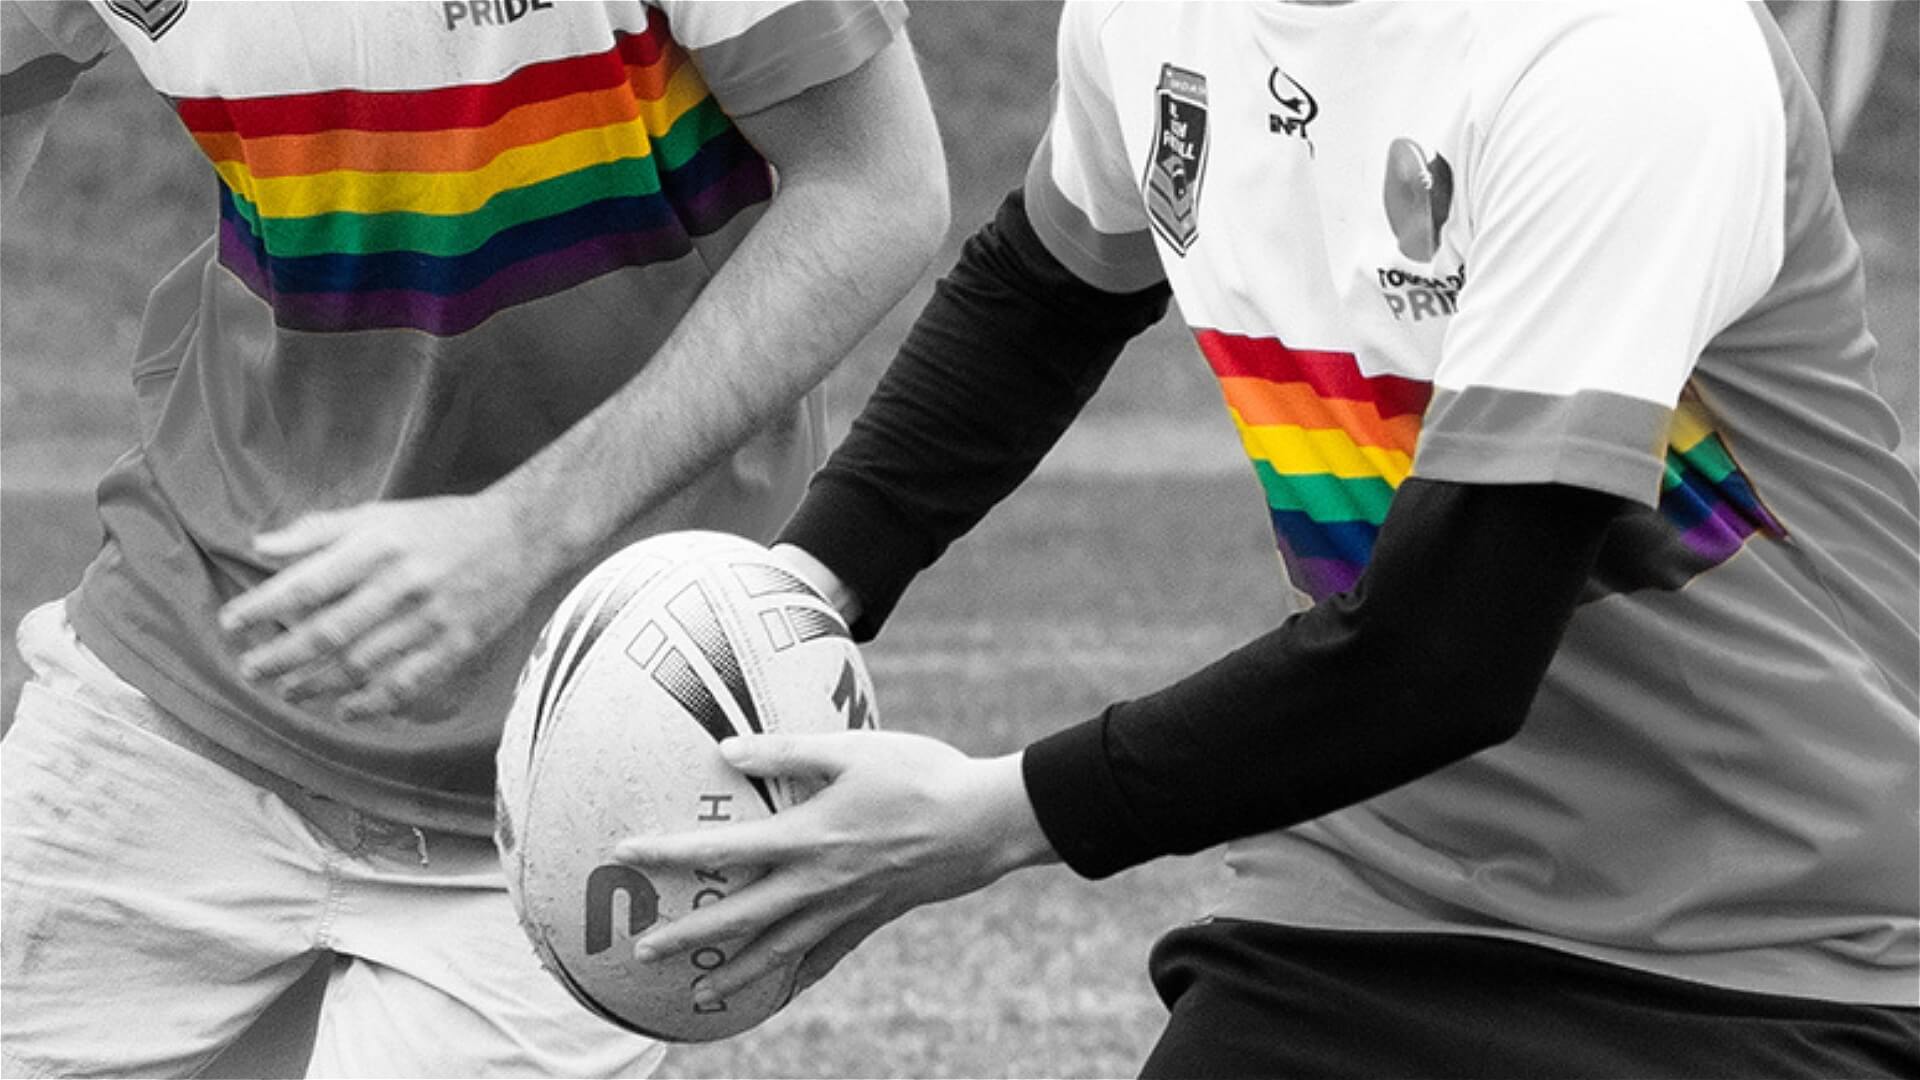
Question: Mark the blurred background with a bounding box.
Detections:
[1,3,1913,1077]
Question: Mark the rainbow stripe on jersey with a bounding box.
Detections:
[1661,389,1788,563]
[177,7,768,336]
[1197,329,1785,602]
[1198,329,1429,600]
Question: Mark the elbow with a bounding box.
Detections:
[891,150,951,272]
[804,139,947,289]
[873,92,951,274]
[921,176,954,260]
[1469,695,1532,752]
[1389,638,1543,762]
[1380,678,1532,779]
[1441,675,1539,756]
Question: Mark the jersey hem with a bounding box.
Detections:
[65,582,496,837]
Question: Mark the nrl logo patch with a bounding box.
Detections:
[1142,63,1210,256]
[105,0,188,41]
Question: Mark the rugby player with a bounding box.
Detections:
[620,3,1919,1075]
[0,1,945,1075]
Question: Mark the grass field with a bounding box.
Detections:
[1,3,1914,1077]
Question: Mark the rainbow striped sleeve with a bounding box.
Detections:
[176,7,769,336]
[1197,329,1432,601]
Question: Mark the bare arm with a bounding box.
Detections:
[493,32,949,587]
[219,35,950,719]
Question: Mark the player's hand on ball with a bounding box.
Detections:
[614,730,1056,1006]
[218,493,544,721]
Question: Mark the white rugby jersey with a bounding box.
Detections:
[1,0,904,834]
[1028,1,1918,1006]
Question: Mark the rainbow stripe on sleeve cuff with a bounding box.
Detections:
[179,7,770,336]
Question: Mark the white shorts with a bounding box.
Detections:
[0,601,666,1079]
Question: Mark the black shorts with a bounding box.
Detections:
[1142,920,1920,1079]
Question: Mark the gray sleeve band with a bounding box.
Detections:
[1413,385,1673,507]
[692,0,906,118]
[1023,130,1167,295]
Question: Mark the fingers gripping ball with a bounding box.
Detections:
[494,531,880,1042]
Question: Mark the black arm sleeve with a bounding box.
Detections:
[777,189,1172,639]
[1023,477,1626,879]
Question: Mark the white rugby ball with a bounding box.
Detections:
[494,530,879,1043]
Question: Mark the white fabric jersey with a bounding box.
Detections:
[0,0,906,833]
[1028,0,1918,1006]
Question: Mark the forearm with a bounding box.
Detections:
[1024,480,1625,878]
[780,189,1172,637]
[491,176,937,583]
[613,482,1623,997]
[488,40,948,594]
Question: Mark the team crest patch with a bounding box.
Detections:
[1142,63,1210,256]
[105,0,188,41]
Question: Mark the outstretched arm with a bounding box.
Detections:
[619,0,1788,1008]
[613,190,1625,1004]
[217,34,950,719]
[620,476,1620,1005]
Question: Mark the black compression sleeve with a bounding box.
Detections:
[1023,478,1627,879]
[777,189,1172,639]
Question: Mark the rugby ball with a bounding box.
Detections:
[494,530,879,1042]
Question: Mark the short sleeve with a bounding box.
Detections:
[1022,0,1165,294]
[1413,8,1787,507]
[651,0,905,118]
[1,0,112,116]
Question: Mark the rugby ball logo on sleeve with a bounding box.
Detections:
[495,531,879,1042]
